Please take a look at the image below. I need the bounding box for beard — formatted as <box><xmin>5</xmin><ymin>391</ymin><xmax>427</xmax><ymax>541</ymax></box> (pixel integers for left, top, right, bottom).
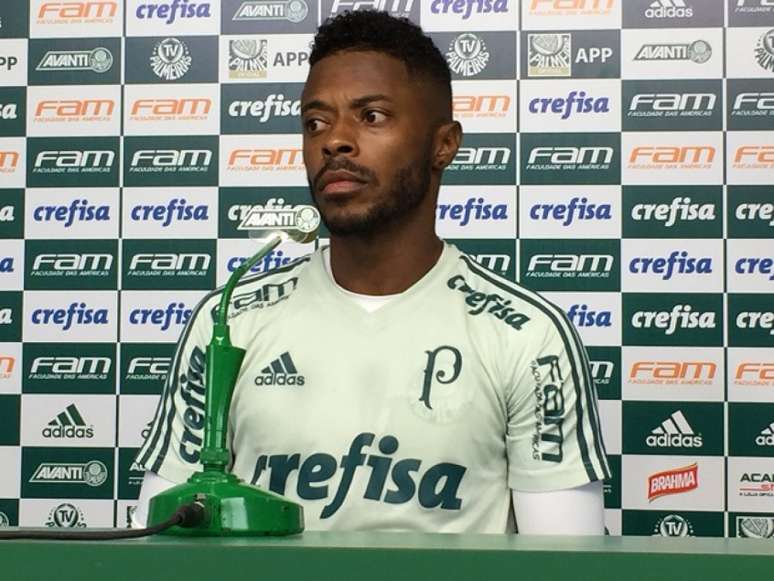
<box><xmin>308</xmin><ymin>154</ymin><xmax>432</xmax><ymax>237</ymax></box>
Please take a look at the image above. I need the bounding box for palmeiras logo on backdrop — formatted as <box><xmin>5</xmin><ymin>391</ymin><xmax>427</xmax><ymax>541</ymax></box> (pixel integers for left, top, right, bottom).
<box><xmin>522</xmin><ymin>29</ymin><xmax>620</xmax><ymax>79</ymax></box>
<box><xmin>228</xmin><ymin>38</ymin><xmax>267</xmax><ymax>79</ymax></box>
<box><xmin>755</xmin><ymin>29</ymin><xmax>774</xmax><ymax>72</ymax></box>
<box><xmin>126</xmin><ymin>36</ymin><xmax>217</xmax><ymax>84</ymax></box>
<box><xmin>429</xmin><ymin>31</ymin><xmax>516</xmax><ymax>80</ymax></box>
<box><xmin>28</xmin><ymin>38</ymin><xmax>120</xmax><ymax>85</ymax></box>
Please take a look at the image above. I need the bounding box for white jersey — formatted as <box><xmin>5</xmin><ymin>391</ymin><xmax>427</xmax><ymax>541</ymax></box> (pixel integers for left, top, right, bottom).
<box><xmin>136</xmin><ymin>243</ymin><xmax>609</xmax><ymax>533</ymax></box>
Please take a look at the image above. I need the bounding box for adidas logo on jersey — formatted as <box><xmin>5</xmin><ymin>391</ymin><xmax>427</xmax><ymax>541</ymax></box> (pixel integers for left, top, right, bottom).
<box><xmin>254</xmin><ymin>352</ymin><xmax>305</xmax><ymax>386</ymax></box>
<box><xmin>42</xmin><ymin>403</ymin><xmax>94</xmax><ymax>439</ymax></box>
<box><xmin>756</xmin><ymin>423</ymin><xmax>774</xmax><ymax>446</ymax></box>
<box><xmin>646</xmin><ymin>410</ymin><xmax>702</xmax><ymax>448</ymax></box>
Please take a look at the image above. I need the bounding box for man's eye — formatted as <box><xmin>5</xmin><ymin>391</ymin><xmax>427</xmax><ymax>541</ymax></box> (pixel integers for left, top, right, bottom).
<box><xmin>363</xmin><ymin>110</ymin><xmax>387</xmax><ymax>124</ymax></box>
<box><xmin>305</xmin><ymin>118</ymin><xmax>326</xmax><ymax>133</ymax></box>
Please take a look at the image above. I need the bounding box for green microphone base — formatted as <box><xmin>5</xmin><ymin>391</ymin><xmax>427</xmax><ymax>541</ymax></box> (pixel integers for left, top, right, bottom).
<box><xmin>147</xmin><ymin>470</ymin><xmax>304</xmax><ymax>537</ymax></box>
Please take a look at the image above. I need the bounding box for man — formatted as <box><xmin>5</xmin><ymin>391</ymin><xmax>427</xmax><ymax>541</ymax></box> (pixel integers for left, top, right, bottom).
<box><xmin>134</xmin><ymin>10</ymin><xmax>609</xmax><ymax>534</ymax></box>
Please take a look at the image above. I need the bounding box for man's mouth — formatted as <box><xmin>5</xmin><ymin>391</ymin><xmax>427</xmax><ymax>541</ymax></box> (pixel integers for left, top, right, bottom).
<box><xmin>317</xmin><ymin>170</ymin><xmax>368</xmax><ymax>196</ymax></box>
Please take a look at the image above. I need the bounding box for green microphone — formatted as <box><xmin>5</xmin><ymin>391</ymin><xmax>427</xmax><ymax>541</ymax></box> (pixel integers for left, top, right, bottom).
<box><xmin>146</xmin><ymin>204</ymin><xmax>321</xmax><ymax>536</ymax></box>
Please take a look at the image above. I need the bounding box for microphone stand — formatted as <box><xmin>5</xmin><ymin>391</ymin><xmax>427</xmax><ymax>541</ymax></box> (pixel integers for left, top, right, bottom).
<box><xmin>146</xmin><ymin>233</ymin><xmax>304</xmax><ymax>536</ymax></box>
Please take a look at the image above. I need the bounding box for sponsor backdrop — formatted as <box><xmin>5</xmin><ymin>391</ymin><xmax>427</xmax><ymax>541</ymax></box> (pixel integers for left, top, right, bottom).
<box><xmin>0</xmin><ymin>0</ymin><xmax>771</xmax><ymax>539</ymax></box>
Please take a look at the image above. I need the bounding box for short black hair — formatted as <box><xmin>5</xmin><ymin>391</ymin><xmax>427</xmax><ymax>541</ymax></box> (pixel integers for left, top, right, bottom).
<box><xmin>309</xmin><ymin>10</ymin><xmax>452</xmax><ymax>117</ymax></box>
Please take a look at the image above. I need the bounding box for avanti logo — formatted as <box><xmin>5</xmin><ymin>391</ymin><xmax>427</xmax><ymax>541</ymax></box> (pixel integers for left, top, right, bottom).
<box><xmin>128</xmin><ymin>302</ymin><xmax>192</xmax><ymax>331</ymax></box>
<box><xmin>528</xmin><ymin>91</ymin><xmax>610</xmax><ymax>120</ymax></box>
<box><xmin>31</xmin><ymin>461</ymin><xmax>108</xmax><ymax>487</ymax></box>
<box><xmin>436</xmin><ymin>197</ymin><xmax>508</xmax><ymax>227</ymax></box>
<box><xmin>31</xmin><ymin>302</ymin><xmax>110</xmax><ymax>330</ymax></box>
<box><xmin>232</xmin><ymin>1</ymin><xmax>309</xmax><ymax>22</ymax></box>
<box><xmin>629</xmin><ymin>250</ymin><xmax>713</xmax><ymax>280</ymax></box>
<box><xmin>32</xmin><ymin>200</ymin><xmax>111</xmax><ymax>228</ymax></box>
<box><xmin>130</xmin><ymin>198</ymin><xmax>209</xmax><ymax>227</ymax></box>
<box><xmin>36</xmin><ymin>47</ymin><xmax>114</xmax><ymax>73</ymax></box>
<box><xmin>250</xmin><ymin>432</ymin><xmax>466</xmax><ymax>519</ymax></box>
<box><xmin>567</xmin><ymin>304</ymin><xmax>612</xmax><ymax>328</ymax></box>
<box><xmin>646</xmin><ymin>410</ymin><xmax>702</xmax><ymax>448</ymax></box>
<box><xmin>42</xmin><ymin>403</ymin><xmax>94</xmax><ymax>439</ymax></box>
<box><xmin>529</xmin><ymin>197</ymin><xmax>612</xmax><ymax>226</ymax></box>
<box><xmin>135</xmin><ymin>1</ymin><xmax>212</xmax><ymax>24</ymax></box>
<box><xmin>634</xmin><ymin>40</ymin><xmax>712</xmax><ymax>63</ymax></box>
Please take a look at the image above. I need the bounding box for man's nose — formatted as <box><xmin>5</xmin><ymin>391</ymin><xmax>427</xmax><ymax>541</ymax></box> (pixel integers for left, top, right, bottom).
<box><xmin>322</xmin><ymin>120</ymin><xmax>358</xmax><ymax>157</ymax></box>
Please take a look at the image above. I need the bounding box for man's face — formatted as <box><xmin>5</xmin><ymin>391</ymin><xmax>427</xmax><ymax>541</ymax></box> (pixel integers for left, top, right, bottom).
<box><xmin>301</xmin><ymin>50</ymin><xmax>434</xmax><ymax>236</ymax></box>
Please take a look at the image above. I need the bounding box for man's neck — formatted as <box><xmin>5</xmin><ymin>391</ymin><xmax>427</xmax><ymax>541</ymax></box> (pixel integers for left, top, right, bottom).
<box><xmin>328</xmin><ymin>225</ymin><xmax>443</xmax><ymax>296</ymax></box>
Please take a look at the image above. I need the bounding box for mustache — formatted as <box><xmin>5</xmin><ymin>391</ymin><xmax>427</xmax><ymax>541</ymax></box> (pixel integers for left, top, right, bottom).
<box><xmin>312</xmin><ymin>158</ymin><xmax>377</xmax><ymax>192</ymax></box>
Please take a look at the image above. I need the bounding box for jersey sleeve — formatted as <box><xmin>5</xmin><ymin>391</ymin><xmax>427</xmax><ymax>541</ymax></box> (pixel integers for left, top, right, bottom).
<box><xmin>133</xmin><ymin>293</ymin><xmax>218</xmax><ymax>483</ymax></box>
<box><xmin>504</xmin><ymin>308</ymin><xmax>610</xmax><ymax>492</ymax></box>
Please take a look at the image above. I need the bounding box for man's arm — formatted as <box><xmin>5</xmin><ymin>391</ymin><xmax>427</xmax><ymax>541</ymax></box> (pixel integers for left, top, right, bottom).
<box><xmin>130</xmin><ymin>471</ymin><xmax>177</xmax><ymax>529</ymax></box>
<box><xmin>511</xmin><ymin>481</ymin><xmax>605</xmax><ymax>535</ymax></box>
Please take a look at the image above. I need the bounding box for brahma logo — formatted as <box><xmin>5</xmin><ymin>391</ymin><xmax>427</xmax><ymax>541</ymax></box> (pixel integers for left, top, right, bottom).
<box><xmin>735</xmin><ymin>362</ymin><xmax>774</xmax><ymax>387</ymax></box>
<box><xmin>632</xmin><ymin>305</ymin><xmax>716</xmax><ymax>336</ymax></box>
<box><xmin>135</xmin><ymin>1</ymin><xmax>212</xmax><ymax>24</ymax></box>
<box><xmin>527</xmin><ymin>0</ymin><xmax>613</xmax><ymax>15</ymax></box>
<box><xmin>227</xmin><ymin>147</ymin><xmax>303</xmax><ymax>172</ymax></box>
<box><xmin>128</xmin><ymin>302</ymin><xmax>192</xmax><ymax>331</ymax></box>
<box><xmin>629</xmin><ymin>250</ymin><xmax>713</xmax><ymax>280</ymax></box>
<box><xmin>129</xmin><ymin>198</ymin><xmax>209</xmax><ymax>227</ymax></box>
<box><xmin>629</xmin><ymin>361</ymin><xmax>716</xmax><ymax>385</ymax></box>
<box><xmin>232</xmin><ymin>1</ymin><xmax>309</xmax><ymax>22</ymax></box>
<box><xmin>34</xmin><ymin>99</ymin><xmax>115</xmax><ymax>124</ymax></box>
<box><xmin>30</xmin><ymin>302</ymin><xmax>110</xmax><ymax>331</ymax></box>
<box><xmin>628</xmin><ymin>145</ymin><xmax>714</xmax><ymax>170</ymax></box>
<box><xmin>648</xmin><ymin>463</ymin><xmax>698</xmax><ymax>501</ymax></box>
<box><xmin>733</xmin><ymin>145</ymin><xmax>774</xmax><ymax>170</ymax></box>
<box><xmin>36</xmin><ymin>1</ymin><xmax>118</xmax><ymax>24</ymax></box>
<box><xmin>32</xmin><ymin>200</ymin><xmax>111</xmax><ymax>228</ymax></box>
<box><xmin>528</xmin><ymin>91</ymin><xmax>610</xmax><ymax>120</ymax></box>
<box><xmin>567</xmin><ymin>304</ymin><xmax>612</xmax><ymax>328</ymax></box>
<box><xmin>130</xmin><ymin>98</ymin><xmax>212</xmax><ymax>122</ymax></box>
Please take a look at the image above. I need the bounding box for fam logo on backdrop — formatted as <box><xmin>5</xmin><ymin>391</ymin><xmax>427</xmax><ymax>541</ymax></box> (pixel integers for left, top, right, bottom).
<box><xmin>27</xmin><ymin>85</ymin><xmax>121</xmax><ymax>137</ymax></box>
<box><xmin>31</xmin><ymin>0</ymin><xmax>123</xmax><ymax>37</ymax></box>
<box><xmin>728</xmin><ymin>80</ymin><xmax>774</xmax><ymax>131</ymax></box>
<box><xmin>728</xmin><ymin>132</ymin><xmax>774</xmax><ymax>185</ymax></box>
<box><xmin>23</xmin><ymin>343</ymin><xmax>115</xmax><ymax>395</ymax></box>
<box><xmin>622</xmin><ymin>133</ymin><xmax>722</xmax><ymax>185</ymax></box>
<box><xmin>220</xmin><ymin>134</ymin><xmax>306</xmax><ymax>187</ymax></box>
<box><xmin>120</xmin><ymin>343</ymin><xmax>174</xmax><ymax>395</ymax></box>
<box><xmin>521</xmin><ymin>132</ymin><xmax>621</xmax><ymax>185</ymax></box>
<box><xmin>622</xmin><ymin>79</ymin><xmax>722</xmax><ymax>132</ymax></box>
<box><xmin>522</xmin><ymin>29</ymin><xmax>620</xmax><ymax>78</ymax></box>
<box><xmin>452</xmin><ymin>80</ymin><xmax>517</xmax><ymax>132</ymax></box>
<box><xmin>26</xmin><ymin>136</ymin><xmax>119</xmax><ymax>188</ymax></box>
<box><xmin>0</xmin><ymin>138</ymin><xmax>24</xmax><ymax>188</ymax></box>
<box><xmin>25</xmin><ymin>239</ymin><xmax>118</xmax><ymax>291</ymax></box>
<box><xmin>125</xmin><ymin>36</ymin><xmax>217</xmax><ymax>83</ymax></box>
<box><xmin>122</xmin><ymin>239</ymin><xmax>215</xmax><ymax>290</ymax></box>
<box><xmin>124</xmin><ymin>135</ymin><xmax>218</xmax><ymax>187</ymax></box>
<box><xmin>519</xmin><ymin>238</ymin><xmax>620</xmax><ymax>292</ymax></box>
<box><xmin>125</xmin><ymin>84</ymin><xmax>218</xmax><ymax>135</ymax></box>
<box><xmin>521</xmin><ymin>0</ymin><xmax>620</xmax><ymax>30</ymax></box>
<box><xmin>443</xmin><ymin>133</ymin><xmax>516</xmax><ymax>185</ymax></box>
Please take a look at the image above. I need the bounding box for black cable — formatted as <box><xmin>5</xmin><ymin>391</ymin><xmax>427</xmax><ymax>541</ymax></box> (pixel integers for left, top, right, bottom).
<box><xmin>0</xmin><ymin>501</ymin><xmax>207</xmax><ymax>540</ymax></box>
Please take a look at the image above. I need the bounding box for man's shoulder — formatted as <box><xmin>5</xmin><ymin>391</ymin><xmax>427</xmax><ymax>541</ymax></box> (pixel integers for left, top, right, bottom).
<box><xmin>446</xmin><ymin>244</ymin><xmax>571</xmax><ymax>340</ymax></box>
<box><xmin>191</xmin><ymin>250</ymin><xmax>318</xmax><ymax>327</ymax></box>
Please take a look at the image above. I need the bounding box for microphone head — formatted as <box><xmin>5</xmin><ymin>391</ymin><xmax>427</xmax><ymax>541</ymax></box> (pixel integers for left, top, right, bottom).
<box><xmin>240</xmin><ymin>204</ymin><xmax>321</xmax><ymax>244</ymax></box>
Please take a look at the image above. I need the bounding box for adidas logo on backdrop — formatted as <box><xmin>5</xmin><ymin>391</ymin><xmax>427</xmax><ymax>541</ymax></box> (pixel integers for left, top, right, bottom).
<box><xmin>646</xmin><ymin>0</ymin><xmax>693</xmax><ymax>19</ymax></box>
<box><xmin>254</xmin><ymin>352</ymin><xmax>305</xmax><ymax>386</ymax></box>
<box><xmin>756</xmin><ymin>423</ymin><xmax>774</xmax><ymax>447</ymax></box>
<box><xmin>42</xmin><ymin>403</ymin><xmax>94</xmax><ymax>439</ymax></box>
<box><xmin>646</xmin><ymin>410</ymin><xmax>702</xmax><ymax>448</ymax></box>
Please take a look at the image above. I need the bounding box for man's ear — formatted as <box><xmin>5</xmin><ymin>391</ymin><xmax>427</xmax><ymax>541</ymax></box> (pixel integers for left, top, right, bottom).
<box><xmin>432</xmin><ymin>121</ymin><xmax>463</xmax><ymax>170</ymax></box>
